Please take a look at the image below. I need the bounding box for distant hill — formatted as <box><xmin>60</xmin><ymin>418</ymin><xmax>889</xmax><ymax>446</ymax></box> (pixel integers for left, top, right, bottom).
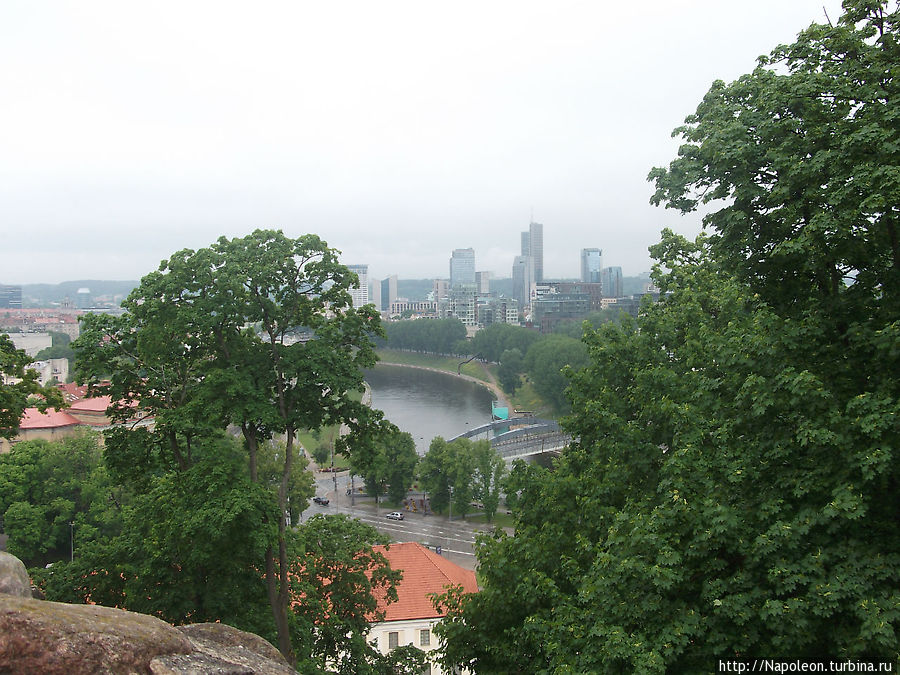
<box><xmin>20</xmin><ymin>281</ymin><xmax>139</xmax><ymax>308</ymax></box>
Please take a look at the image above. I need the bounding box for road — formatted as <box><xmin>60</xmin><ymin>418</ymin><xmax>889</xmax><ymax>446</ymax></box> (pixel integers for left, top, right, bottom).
<box><xmin>299</xmin><ymin>470</ymin><xmax>504</xmax><ymax>571</ymax></box>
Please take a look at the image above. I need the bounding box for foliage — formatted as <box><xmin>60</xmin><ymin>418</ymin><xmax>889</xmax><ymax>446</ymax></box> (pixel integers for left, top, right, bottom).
<box><xmin>311</xmin><ymin>440</ymin><xmax>331</xmax><ymax>467</ymax></box>
<box><xmin>381</xmin><ymin>317</ymin><xmax>467</xmax><ymax>356</ymax></box>
<box><xmin>497</xmin><ymin>348</ymin><xmax>524</xmax><ymax>395</ymax></box>
<box><xmin>73</xmin><ymin>229</ymin><xmax>386</xmax><ymax>662</ymax></box>
<box><xmin>0</xmin><ymin>432</ymin><xmax>122</xmax><ymax>565</ymax></box>
<box><xmin>0</xmin><ymin>332</ymin><xmax>65</xmax><ymax>439</ymax></box>
<box><xmin>287</xmin><ymin>514</ymin><xmax>428</xmax><ymax>675</ymax></box>
<box><xmin>35</xmin><ymin>437</ymin><xmax>277</xmax><ymax>638</ymax></box>
<box><xmin>435</xmin><ymin>3</ymin><xmax>900</xmax><ymax>669</ymax></box>
<box><xmin>522</xmin><ymin>334</ymin><xmax>589</xmax><ymax>413</ymax></box>
<box><xmin>351</xmin><ymin>424</ymin><xmax>419</xmax><ymax>505</ymax></box>
<box><xmin>469</xmin><ymin>323</ymin><xmax>542</xmax><ymax>363</ymax></box>
<box><xmin>256</xmin><ymin>440</ymin><xmax>315</xmax><ymax>527</ymax></box>
<box><xmin>34</xmin><ymin>331</ymin><xmax>75</xmax><ymax>366</ymax></box>
<box><xmin>471</xmin><ymin>440</ymin><xmax>505</xmax><ymax>522</ymax></box>
<box><xmin>419</xmin><ymin>437</ymin><xmax>503</xmax><ymax>519</ymax></box>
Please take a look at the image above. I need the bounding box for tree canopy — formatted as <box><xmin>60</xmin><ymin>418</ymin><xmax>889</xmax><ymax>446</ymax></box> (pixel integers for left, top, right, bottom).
<box><xmin>435</xmin><ymin>3</ymin><xmax>900</xmax><ymax>671</ymax></box>
<box><xmin>72</xmin><ymin>229</ymin><xmax>387</xmax><ymax>663</ymax></box>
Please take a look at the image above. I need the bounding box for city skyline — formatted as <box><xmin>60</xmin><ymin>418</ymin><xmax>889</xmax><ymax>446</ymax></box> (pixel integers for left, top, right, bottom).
<box><xmin>1</xmin><ymin>2</ymin><xmax>843</xmax><ymax>285</ymax></box>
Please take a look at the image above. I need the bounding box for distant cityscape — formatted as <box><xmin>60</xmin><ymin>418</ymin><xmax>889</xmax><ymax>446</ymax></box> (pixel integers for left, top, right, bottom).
<box><xmin>1</xmin><ymin>220</ymin><xmax>661</xmax><ymax>384</ymax></box>
<box><xmin>344</xmin><ymin>221</ymin><xmax>659</xmax><ymax>333</ymax></box>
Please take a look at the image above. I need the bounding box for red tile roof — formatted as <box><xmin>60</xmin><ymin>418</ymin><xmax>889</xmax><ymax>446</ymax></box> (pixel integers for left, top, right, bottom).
<box><xmin>68</xmin><ymin>395</ymin><xmax>112</xmax><ymax>413</ymax></box>
<box><xmin>18</xmin><ymin>407</ymin><xmax>82</xmax><ymax>429</ymax></box>
<box><xmin>56</xmin><ymin>382</ymin><xmax>88</xmax><ymax>403</ymax></box>
<box><xmin>372</xmin><ymin>542</ymin><xmax>478</xmax><ymax>622</ymax></box>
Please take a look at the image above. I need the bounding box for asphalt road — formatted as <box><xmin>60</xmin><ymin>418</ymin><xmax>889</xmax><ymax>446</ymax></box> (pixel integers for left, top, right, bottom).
<box><xmin>299</xmin><ymin>471</ymin><xmax>504</xmax><ymax>571</ymax></box>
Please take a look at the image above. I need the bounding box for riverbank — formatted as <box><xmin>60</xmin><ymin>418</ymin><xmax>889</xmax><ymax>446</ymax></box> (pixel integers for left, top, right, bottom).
<box><xmin>375</xmin><ymin>348</ymin><xmax>552</xmax><ymax>418</ymax></box>
<box><xmin>375</xmin><ymin>348</ymin><xmax>510</xmax><ymax>411</ymax></box>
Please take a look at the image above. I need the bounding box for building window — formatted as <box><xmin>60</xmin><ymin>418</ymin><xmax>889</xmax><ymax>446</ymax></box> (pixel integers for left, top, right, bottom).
<box><xmin>388</xmin><ymin>631</ymin><xmax>399</xmax><ymax>649</ymax></box>
<box><xmin>419</xmin><ymin>628</ymin><xmax>431</xmax><ymax>647</ymax></box>
<box><xmin>420</xmin><ymin>664</ymin><xmax>432</xmax><ymax>675</ymax></box>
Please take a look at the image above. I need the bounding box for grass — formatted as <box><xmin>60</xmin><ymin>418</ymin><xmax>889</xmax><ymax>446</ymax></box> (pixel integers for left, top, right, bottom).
<box><xmin>297</xmin><ymin>425</ymin><xmax>351</xmax><ymax>471</ymax></box>
<box><xmin>376</xmin><ymin>348</ymin><xmax>492</xmax><ymax>383</ymax></box>
<box><xmin>508</xmin><ymin>380</ymin><xmax>554</xmax><ymax>418</ymax></box>
<box><xmin>467</xmin><ymin>511</ymin><xmax>515</xmax><ymax>529</ymax></box>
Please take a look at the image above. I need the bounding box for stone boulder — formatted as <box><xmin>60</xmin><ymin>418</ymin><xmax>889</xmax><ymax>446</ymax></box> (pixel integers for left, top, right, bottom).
<box><xmin>0</xmin><ymin>594</ymin><xmax>195</xmax><ymax>674</ymax></box>
<box><xmin>0</xmin><ymin>549</ymin><xmax>297</xmax><ymax>674</ymax></box>
<box><xmin>154</xmin><ymin>623</ymin><xmax>295</xmax><ymax>675</ymax></box>
<box><xmin>0</xmin><ymin>595</ymin><xmax>298</xmax><ymax>674</ymax></box>
<box><xmin>0</xmin><ymin>551</ymin><xmax>31</xmax><ymax>598</ymax></box>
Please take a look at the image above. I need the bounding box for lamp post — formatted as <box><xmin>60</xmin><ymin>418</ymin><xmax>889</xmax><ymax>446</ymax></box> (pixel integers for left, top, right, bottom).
<box><xmin>449</xmin><ymin>486</ymin><xmax>454</xmax><ymax>522</ymax></box>
<box><xmin>69</xmin><ymin>521</ymin><xmax>74</xmax><ymax>562</ymax></box>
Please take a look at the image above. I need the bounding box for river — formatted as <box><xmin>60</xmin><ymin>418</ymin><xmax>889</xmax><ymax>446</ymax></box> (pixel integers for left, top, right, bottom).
<box><xmin>364</xmin><ymin>364</ymin><xmax>495</xmax><ymax>455</ymax></box>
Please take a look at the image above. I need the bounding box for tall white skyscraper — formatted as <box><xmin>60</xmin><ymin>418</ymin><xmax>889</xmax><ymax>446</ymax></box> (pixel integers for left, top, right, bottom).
<box><xmin>521</xmin><ymin>222</ymin><xmax>544</xmax><ymax>283</ymax></box>
<box><xmin>581</xmin><ymin>248</ymin><xmax>603</xmax><ymax>283</ymax></box>
<box><xmin>347</xmin><ymin>264</ymin><xmax>369</xmax><ymax>308</ymax></box>
<box><xmin>450</xmin><ymin>248</ymin><xmax>476</xmax><ymax>287</ymax></box>
<box><xmin>512</xmin><ymin>255</ymin><xmax>534</xmax><ymax>307</ymax></box>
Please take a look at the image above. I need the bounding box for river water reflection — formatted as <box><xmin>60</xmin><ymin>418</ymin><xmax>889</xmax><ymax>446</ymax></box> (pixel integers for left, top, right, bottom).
<box><xmin>364</xmin><ymin>365</ymin><xmax>495</xmax><ymax>456</ymax></box>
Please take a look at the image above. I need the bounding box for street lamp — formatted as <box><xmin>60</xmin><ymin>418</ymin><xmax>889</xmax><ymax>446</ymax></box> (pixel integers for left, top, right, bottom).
<box><xmin>449</xmin><ymin>486</ymin><xmax>454</xmax><ymax>522</ymax></box>
<box><xmin>69</xmin><ymin>522</ymin><xmax>74</xmax><ymax>562</ymax></box>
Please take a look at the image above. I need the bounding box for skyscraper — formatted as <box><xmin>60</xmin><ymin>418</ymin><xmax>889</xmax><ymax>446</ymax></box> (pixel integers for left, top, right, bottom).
<box><xmin>380</xmin><ymin>275</ymin><xmax>398</xmax><ymax>311</ymax></box>
<box><xmin>601</xmin><ymin>266</ymin><xmax>623</xmax><ymax>298</ymax></box>
<box><xmin>449</xmin><ymin>248</ymin><xmax>476</xmax><ymax>288</ymax></box>
<box><xmin>475</xmin><ymin>271</ymin><xmax>492</xmax><ymax>294</ymax></box>
<box><xmin>521</xmin><ymin>222</ymin><xmax>544</xmax><ymax>283</ymax></box>
<box><xmin>581</xmin><ymin>248</ymin><xmax>603</xmax><ymax>283</ymax></box>
<box><xmin>347</xmin><ymin>264</ymin><xmax>369</xmax><ymax>308</ymax></box>
<box><xmin>512</xmin><ymin>255</ymin><xmax>534</xmax><ymax>307</ymax></box>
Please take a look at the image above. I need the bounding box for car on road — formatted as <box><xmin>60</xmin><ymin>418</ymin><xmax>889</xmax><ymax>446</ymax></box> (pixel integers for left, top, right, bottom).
<box><xmin>312</xmin><ymin>496</ymin><xmax>329</xmax><ymax>506</ymax></box>
<box><xmin>386</xmin><ymin>511</ymin><xmax>404</xmax><ymax>521</ymax></box>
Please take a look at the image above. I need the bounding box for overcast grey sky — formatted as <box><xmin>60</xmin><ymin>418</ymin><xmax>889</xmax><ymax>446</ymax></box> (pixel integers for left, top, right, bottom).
<box><xmin>1</xmin><ymin>1</ymin><xmax>844</xmax><ymax>284</ymax></box>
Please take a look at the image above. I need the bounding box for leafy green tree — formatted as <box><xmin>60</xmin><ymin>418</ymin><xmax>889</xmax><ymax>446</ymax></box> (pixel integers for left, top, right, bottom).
<box><xmin>311</xmin><ymin>440</ymin><xmax>331</xmax><ymax>467</ymax></box>
<box><xmin>382</xmin><ymin>317</ymin><xmax>467</xmax><ymax>355</ymax></box>
<box><xmin>74</xmin><ymin>229</ymin><xmax>385</xmax><ymax>661</ymax></box>
<box><xmin>471</xmin><ymin>440</ymin><xmax>505</xmax><ymax>522</ymax></box>
<box><xmin>351</xmin><ymin>424</ymin><xmax>419</xmax><ymax>505</ymax></box>
<box><xmin>419</xmin><ymin>437</ymin><xmax>482</xmax><ymax>519</ymax></box>
<box><xmin>523</xmin><ymin>334</ymin><xmax>589</xmax><ymax>412</ymax></box>
<box><xmin>0</xmin><ymin>432</ymin><xmax>122</xmax><ymax>566</ymax></box>
<box><xmin>35</xmin><ymin>437</ymin><xmax>275</xmax><ymax>635</ymax></box>
<box><xmin>287</xmin><ymin>514</ymin><xmax>428</xmax><ymax>674</ymax></box>
<box><xmin>469</xmin><ymin>323</ymin><xmax>541</xmax><ymax>363</ymax></box>
<box><xmin>497</xmin><ymin>348</ymin><xmax>524</xmax><ymax>394</ymax></box>
<box><xmin>0</xmin><ymin>333</ymin><xmax>65</xmax><ymax>439</ymax></box>
<box><xmin>435</xmin><ymin>3</ymin><xmax>900</xmax><ymax>669</ymax></box>
<box><xmin>257</xmin><ymin>440</ymin><xmax>315</xmax><ymax>527</ymax></box>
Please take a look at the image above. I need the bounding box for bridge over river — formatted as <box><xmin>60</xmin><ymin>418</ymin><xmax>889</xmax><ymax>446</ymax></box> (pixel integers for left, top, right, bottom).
<box><xmin>448</xmin><ymin>418</ymin><xmax>573</xmax><ymax>462</ymax></box>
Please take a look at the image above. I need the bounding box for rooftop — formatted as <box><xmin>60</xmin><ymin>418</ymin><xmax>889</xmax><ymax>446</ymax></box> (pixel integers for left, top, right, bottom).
<box><xmin>372</xmin><ymin>542</ymin><xmax>478</xmax><ymax>622</ymax></box>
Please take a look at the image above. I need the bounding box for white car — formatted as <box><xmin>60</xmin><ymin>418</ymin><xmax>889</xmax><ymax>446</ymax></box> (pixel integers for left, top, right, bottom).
<box><xmin>386</xmin><ymin>511</ymin><xmax>404</xmax><ymax>521</ymax></box>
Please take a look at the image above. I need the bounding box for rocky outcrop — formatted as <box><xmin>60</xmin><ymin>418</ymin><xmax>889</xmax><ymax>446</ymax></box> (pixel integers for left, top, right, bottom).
<box><xmin>0</xmin><ymin>551</ymin><xmax>31</xmax><ymax>598</ymax></box>
<box><xmin>0</xmin><ymin>553</ymin><xmax>296</xmax><ymax>674</ymax></box>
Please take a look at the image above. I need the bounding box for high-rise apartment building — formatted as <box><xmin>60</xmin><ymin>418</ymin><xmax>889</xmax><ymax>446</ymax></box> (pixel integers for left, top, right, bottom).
<box><xmin>581</xmin><ymin>248</ymin><xmax>603</xmax><ymax>284</ymax></box>
<box><xmin>449</xmin><ymin>248</ymin><xmax>476</xmax><ymax>288</ymax></box>
<box><xmin>347</xmin><ymin>264</ymin><xmax>369</xmax><ymax>308</ymax></box>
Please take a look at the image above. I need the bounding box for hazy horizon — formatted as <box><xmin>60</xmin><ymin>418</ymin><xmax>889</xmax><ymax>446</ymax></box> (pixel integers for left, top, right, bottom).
<box><xmin>2</xmin><ymin>1</ymin><xmax>843</xmax><ymax>285</ymax></box>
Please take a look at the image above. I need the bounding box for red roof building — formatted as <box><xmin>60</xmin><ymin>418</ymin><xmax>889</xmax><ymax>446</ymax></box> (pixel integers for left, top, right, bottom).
<box><xmin>370</xmin><ymin>542</ymin><xmax>477</xmax><ymax>674</ymax></box>
<box><xmin>0</xmin><ymin>407</ymin><xmax>83</xmax><ymax>453</ymax></box>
